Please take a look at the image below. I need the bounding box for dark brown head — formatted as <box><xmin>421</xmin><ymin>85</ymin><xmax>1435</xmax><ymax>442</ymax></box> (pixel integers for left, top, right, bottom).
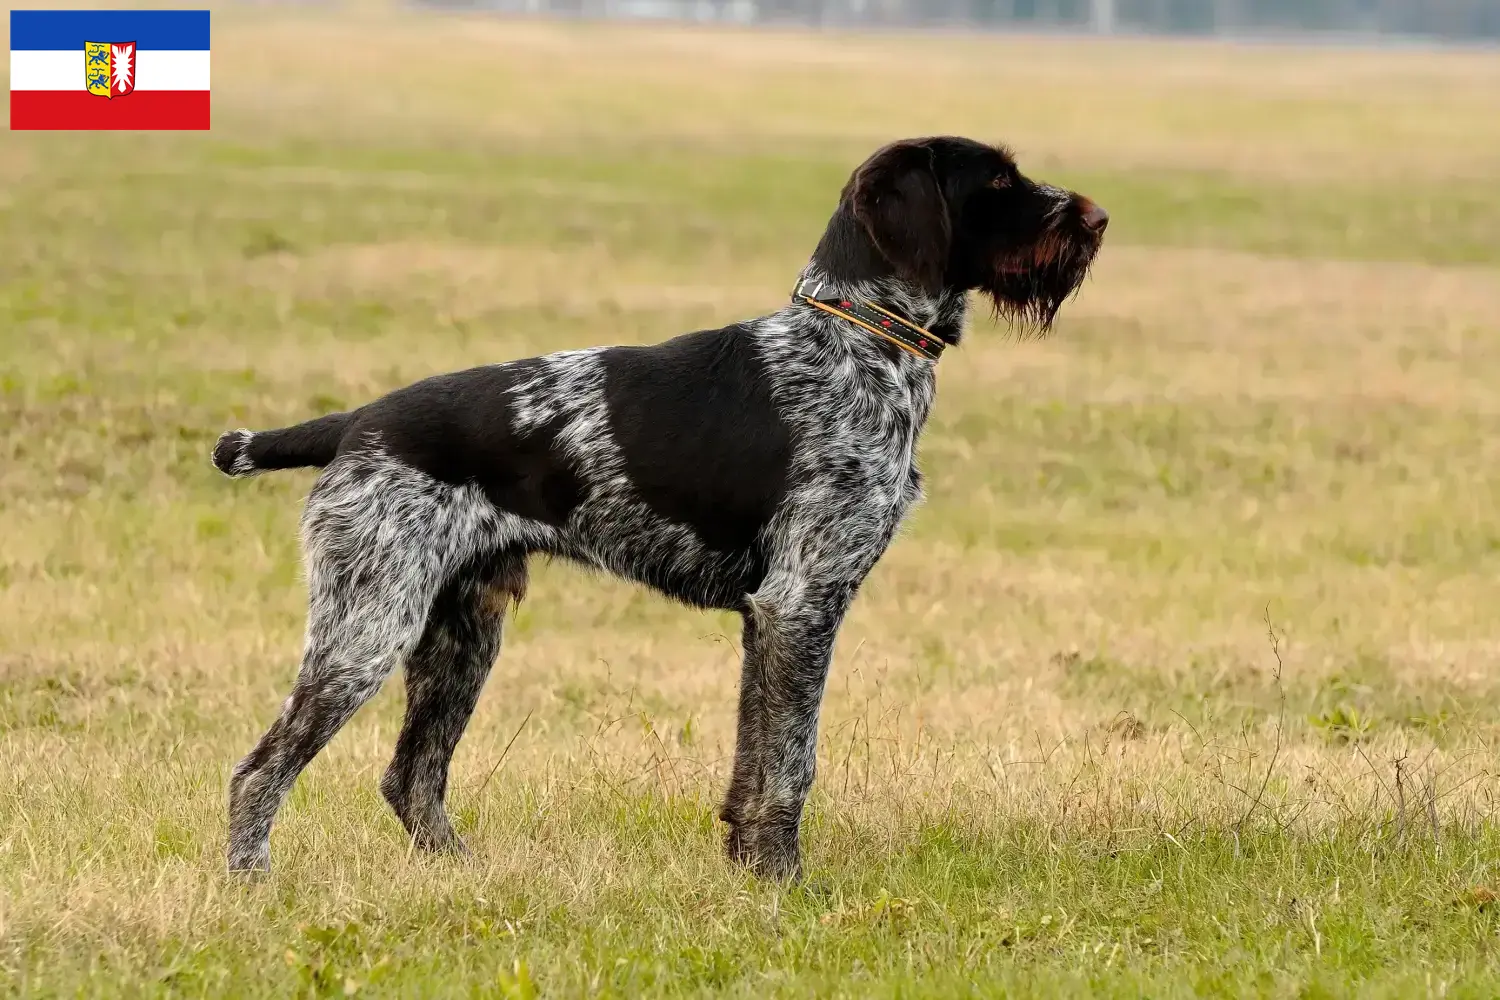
<box><xmin>811</xmin><ymin>136</ymin><xmax>1107</xmax><ymax>334</ymax></box>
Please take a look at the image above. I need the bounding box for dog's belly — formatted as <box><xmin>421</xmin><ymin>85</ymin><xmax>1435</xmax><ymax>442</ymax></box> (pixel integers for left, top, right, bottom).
<box><xmin>546</xmin><ymin>497</ymin><xmax>769</xmax><ymax>612</ymax></box>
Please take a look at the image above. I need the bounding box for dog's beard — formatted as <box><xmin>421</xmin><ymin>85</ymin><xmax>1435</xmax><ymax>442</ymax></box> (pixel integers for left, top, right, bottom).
<box><xmin>981</xmin><ymin>230</ymin><xmax>1100</xmax><ymax>338</ymax></box>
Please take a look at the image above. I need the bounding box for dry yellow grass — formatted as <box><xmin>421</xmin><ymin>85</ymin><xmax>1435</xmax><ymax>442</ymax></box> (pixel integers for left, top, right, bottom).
<box><xmin>3</xmin><ymin>6</ymin><xmax>1500</xmax><ymax>996</ymax></box>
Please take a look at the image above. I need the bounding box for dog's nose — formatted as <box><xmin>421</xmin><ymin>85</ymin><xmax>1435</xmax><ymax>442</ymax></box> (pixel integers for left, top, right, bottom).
<box><xmin>1079</xmin><ymin>199</ymin><xmax>1109</xmax><ymax>233</ymax></box>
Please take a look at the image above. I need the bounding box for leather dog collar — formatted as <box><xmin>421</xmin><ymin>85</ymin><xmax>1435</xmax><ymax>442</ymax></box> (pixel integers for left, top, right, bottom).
<box><xmin>791</xmin><ymin>276</ymin><xmax>950</xmax><ymax>362</ymax></box>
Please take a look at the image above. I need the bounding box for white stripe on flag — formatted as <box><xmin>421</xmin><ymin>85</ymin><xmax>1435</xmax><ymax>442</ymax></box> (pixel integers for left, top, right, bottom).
<box><xmin>9</xmin><ymin>50</ymin><xmax>211</xmax><ymax>91</ymax></box>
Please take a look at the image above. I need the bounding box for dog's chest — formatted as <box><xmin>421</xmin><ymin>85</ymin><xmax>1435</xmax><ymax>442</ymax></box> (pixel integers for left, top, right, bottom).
<box><xmin>790</xmin><ymin>368</ymin><xmax>929</xmax><ymax>518</ymax></box>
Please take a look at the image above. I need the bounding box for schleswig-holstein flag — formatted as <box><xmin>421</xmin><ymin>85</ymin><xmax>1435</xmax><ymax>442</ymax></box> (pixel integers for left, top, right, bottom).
<box><xmin>10</xmin><ymin>10</ymin><xmax>210</xmax><ymax>130</ymax></box>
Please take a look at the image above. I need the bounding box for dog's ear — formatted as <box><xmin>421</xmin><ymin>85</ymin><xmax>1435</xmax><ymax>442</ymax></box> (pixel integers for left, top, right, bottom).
<box><xmin>850</xmin><ymin>141</ymin><xmax>951</xmax><ymax>295</ymax></box>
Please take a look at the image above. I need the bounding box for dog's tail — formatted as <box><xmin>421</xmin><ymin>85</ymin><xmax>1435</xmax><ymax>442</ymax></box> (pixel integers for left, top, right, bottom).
<box><xmin>211</xmin><ymin>412</ymin><xmax>353</xmax><ymax>478</ymax></box>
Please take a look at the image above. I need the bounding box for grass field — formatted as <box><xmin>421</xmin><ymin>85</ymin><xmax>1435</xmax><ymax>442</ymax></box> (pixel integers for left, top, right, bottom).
<box><xmin>4</xmin><ymin>6</ymin><xmax>1500</xmax><ymax>996</ymax></box>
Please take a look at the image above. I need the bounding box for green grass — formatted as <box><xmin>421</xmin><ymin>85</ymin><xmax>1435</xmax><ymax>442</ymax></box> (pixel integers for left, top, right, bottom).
<box><xmin>4</xmin><ymin>8</ymin><xmax>1500</xmax><ymax>997</ymax></box>
<box><xmin>18</xmin><ymin>820</ymin><xmax>1500</xmax><ymax>997</ymax></box>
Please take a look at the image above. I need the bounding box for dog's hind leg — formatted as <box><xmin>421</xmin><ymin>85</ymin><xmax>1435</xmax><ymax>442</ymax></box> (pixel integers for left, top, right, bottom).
<box><xmin>379</xmin><ymin>553</ymin><xmax>526</xmax><ymax>854</ymax></box>
<box><xmin>226</xmin><ymin>461</ymin><xmax>485</xmax><ymax>875</ymax></box>
<box><xmin>226</xmin><ymin>588</ymin><xmax>428</xmax><ymax>873</ymax></box>
<box><xmin>225</xmin><ymin>560</ymin><xmax>436</xmax><ymax>873</ymax></box>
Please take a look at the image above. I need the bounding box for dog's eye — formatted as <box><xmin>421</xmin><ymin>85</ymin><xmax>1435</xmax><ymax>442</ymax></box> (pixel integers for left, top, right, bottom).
<box><xmin>990</xmin><ymin>175</ymin><xmax>1012</xmax><ymax>190</ymax></box>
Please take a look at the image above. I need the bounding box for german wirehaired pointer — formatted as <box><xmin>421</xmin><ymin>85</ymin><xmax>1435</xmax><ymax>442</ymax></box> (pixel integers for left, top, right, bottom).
<box><xmin>211</xmin><ymin>136</ymin><xmax>1107</xmax><ymax>878</ymax></box>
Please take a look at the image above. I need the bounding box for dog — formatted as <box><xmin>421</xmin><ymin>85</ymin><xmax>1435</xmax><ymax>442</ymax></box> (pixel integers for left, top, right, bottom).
<box><xmin>211</xmin><ymin>136</ymin><xmax>1106</xmax><ymax>878</ymax></box>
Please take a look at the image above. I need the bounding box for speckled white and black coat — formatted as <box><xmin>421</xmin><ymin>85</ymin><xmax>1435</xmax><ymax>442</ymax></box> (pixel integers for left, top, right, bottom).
<box><xmin>211</xmin><ymin>136</ymin><xmax>1107</xmax><ymax>878</ymax></box>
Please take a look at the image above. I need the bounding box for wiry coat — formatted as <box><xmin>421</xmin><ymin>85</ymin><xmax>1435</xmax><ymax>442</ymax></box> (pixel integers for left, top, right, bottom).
<box><xmin>212</xmin><ymin>136</ymin><xmax>1107</xmax><ymax>878</ymax></box>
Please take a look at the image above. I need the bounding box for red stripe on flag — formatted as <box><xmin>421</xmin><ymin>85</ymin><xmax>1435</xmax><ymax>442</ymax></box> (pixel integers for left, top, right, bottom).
<box><xmin>11</xmin><ymin>90</ymin><xmax>210</xmax><ymax>130</ymax></box>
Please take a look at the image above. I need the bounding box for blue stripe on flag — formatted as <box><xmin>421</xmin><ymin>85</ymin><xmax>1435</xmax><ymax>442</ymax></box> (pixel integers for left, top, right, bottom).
<box><xmin>10</xmin><ymin>10</ymin><xmax>211</xmax><ymax>50</ymax></box>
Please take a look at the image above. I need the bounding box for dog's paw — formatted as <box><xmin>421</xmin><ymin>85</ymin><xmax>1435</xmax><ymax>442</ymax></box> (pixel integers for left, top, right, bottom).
<box><xmin>226</xmin><ymin>848</ymin><xmax>272</xmax><ymax>879</ymax></box>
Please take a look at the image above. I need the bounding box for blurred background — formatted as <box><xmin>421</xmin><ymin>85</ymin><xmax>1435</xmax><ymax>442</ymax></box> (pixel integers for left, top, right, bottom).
<box><xmin>4</xmin><ymin>1</ymin><xmax>1500</xmax><ymax>993</ymax></box>
<box><xmin>427</xmin><ymin>0</ymin><xmax>1500</xmax><ymax>41</ymax></box>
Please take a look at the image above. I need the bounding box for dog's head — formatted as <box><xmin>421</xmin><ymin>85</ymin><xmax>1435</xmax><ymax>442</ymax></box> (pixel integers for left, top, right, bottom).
<box><xmin>833</xmin><ymin>136</ymin><xmax>1107</xmax><ymax>334</ymax></box>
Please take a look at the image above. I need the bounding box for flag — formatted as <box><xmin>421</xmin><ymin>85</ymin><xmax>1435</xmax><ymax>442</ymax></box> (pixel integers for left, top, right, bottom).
<box><xmin>10</xmin><ymin>10</ymin><xmax>210</xmax><ymax>130</ymax></box>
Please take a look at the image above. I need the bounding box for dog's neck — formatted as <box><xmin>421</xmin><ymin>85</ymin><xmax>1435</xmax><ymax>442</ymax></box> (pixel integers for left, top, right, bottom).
<box><xmin>801</xmin><ymin>208</ymin><xmax>969</xmax><ymax>348</ymax></box>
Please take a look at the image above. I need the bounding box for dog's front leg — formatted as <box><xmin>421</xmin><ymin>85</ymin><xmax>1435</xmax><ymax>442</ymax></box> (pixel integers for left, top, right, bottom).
<box><xmin>723</xmin><ymin>577</ymin><xmax>857</xmax><ymax>880</ymax></box>
<box><xmin>721</xmin><ymin>610</ymin><xmax>769</xmax><ymax>865</ymax></box>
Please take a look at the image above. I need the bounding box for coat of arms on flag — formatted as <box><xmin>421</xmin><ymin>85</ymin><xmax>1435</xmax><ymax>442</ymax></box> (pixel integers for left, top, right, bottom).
<box><xmin>85</xmin><ymin>41</ymin><xmax>137</xmax><ymax>99</ymax></box>
<box><xmin>10</xmin><ymin>11</ymin><xmax>210</xmax><ymax>130</ymax></box>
